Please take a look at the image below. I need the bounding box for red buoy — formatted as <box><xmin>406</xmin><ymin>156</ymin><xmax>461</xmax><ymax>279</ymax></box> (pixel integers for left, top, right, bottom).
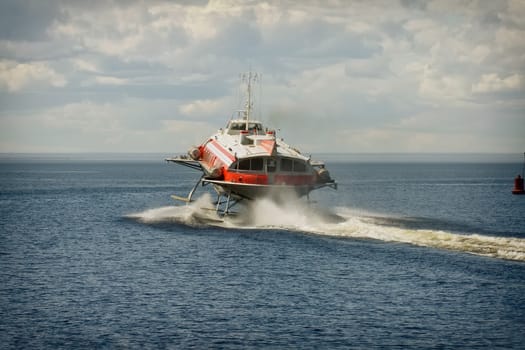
<box><xmin>512</xmin><ymin>175</ymin><xmax>525</xmax><ymax>195</ymax></box>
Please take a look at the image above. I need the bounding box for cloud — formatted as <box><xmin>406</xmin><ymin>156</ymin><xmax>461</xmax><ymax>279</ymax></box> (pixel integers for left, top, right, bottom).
<box><xmin>72</xmin><ymin>59</ymin><xmax>99</xmax><ymax>73</ymax></box>
<box><xmin>418</xmin><ymin>65</ymin><xmax>471</xmax><ymax>102</ymax></box>
<box><xmin>0</xmin><ymin>60</ymin><xmax>66</xmax><ymax>92</ymax></box>
<box><xmin>179</xmin><ymin>98</ymin><xmax>230</xmax><ymax>118</ymax></box>
<box><xmin>94</xmin><ymin>76</ymin><xmax>129</xmax><ymax>86</ymax></box>
<box><xmin>472</xmin><ymin>73</ymin><xmax>523</xmax><ymax>94</ymax></box>
<box><xmin>0</xmin><ymin>0</ymin><xmax>524</xmax><ymax>153</ymax></box>
<box><xmin>0</xmin><ymin>0</ymin><xmax>60</xmax><ymax>41</ymax></box>
<box><xmin>0</xmin><ymin>97</ymin><xmax>226</xmax><ymax>152</ymax></box>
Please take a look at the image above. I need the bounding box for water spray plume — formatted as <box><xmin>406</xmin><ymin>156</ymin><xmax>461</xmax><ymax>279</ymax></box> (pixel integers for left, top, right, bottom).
<box><xmin>128</xmin><ymin>194</ymin><xmax>525</xmax><ymax>262</ymax></box>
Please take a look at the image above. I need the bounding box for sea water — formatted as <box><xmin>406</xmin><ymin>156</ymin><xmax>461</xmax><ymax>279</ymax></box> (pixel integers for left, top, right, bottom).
<box><xmin>1</xmin><ymin>154</ymin><xmax>524</xmax><ymax>349</ymax></box>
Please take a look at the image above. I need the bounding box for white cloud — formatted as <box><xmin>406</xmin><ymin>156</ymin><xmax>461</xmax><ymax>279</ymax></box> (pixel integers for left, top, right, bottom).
<box><xmin>0</xmin><ymin>97</ymin><xmax>228</xmax><ymax>152</ymax></box>
<box><xmin>72</xmin><ymin>59</ymin><xmax>99</xmax><ymax>73</ymax></box>
<box><xmin>40</xmin><ymin>101</ymin><xmax>123</xmax><ymax>135</ymax></box>
<box><xmin>179</xmin><ymin>98</ymin><xmax>229</xmax><ymax>117</ymax></box>
<box><xmin>0</xmin><ymin>0</ymin><xmax>524</xmax><ymax>153</ymax></box>
<box><xmin>254</xmin><ymin>2</ymin><xmax>282</xmax><ymax>30</ymax></box>
<box><xmin>94</xmin><ymin>76</ymin><xmax>129</xmax><ymax>86</ymax></box>
<box><xmin>162</xmin><ymin>119</ymin><xmax>217</xmax><ymax>146</ymax></box>
<box><xmin>50</xmin><ymin>4</ymin><xmax>153</xmax><ymax>58</ymax></box>
<box><xmin>0</xmin><ymin>60</ymin><xmax>66</xmax><ymax>92</ymax></box>
<box><xmin>459</xmin><ymin>45</ymin><xmax>491</xmax><ymax>65</ymax></box>
<box><xmin>472</xmin><ymin>73</ymin><xmax>523</xmax><ymax>94</ymax></box>
<box><xmin>418</xmin><ymin>65</ymin><xmax>470</xmax><ymax>102</ymax></box>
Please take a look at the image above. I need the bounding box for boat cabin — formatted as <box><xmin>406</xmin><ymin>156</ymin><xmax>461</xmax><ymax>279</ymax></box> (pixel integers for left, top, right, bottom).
<box><xmin>224</xmin><ymin>156</ymin><xmax>316</xmax><ymax>186</ymax></box>
<box><xmin>226</xmin><ymin>120</ymin><xmax>264</xmax><ymax>135</ymax></box>
<box><xmin>230</xmin><ymin>156</ymin><xmax>309</xmax><ymax>173</ymax></box>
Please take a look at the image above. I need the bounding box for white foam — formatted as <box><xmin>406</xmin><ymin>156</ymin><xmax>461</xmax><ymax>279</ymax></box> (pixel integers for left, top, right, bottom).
<box><xmin>126</xmin><ymin>193</ymin><xmax>221</xmax><ymax>226</ymax></box>
<box><xmin>321</xmin><ymin>215</ymin><xmax>525</xmax><ymax>262</ymax></box>
<box><xmin>128</xmin><ymin>194</ymin><xmax>525</xmax><ymax>262</ymax></box>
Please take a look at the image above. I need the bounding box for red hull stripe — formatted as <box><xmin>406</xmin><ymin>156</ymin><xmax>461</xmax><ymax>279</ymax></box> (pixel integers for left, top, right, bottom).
<box><xmin>223</xmin><ymin>170</ymin><xmax>268</xmax><ymax>185</ymax></box>
<box><xmin>207</xmin><ymin>141</ymin><xmax>236</xmax><ymax>165</ymax></box>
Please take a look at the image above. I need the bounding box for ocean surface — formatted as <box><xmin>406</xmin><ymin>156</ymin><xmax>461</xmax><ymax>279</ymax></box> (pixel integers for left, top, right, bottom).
<box><xmin>1</xmin><ymin>153</ymin><xmax>524</xmax><ymax>349</ymax></box>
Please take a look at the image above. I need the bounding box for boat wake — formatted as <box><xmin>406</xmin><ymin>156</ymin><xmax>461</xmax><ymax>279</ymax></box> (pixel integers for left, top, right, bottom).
<box><xmin>127</xmin><ymin>194</ymin><xmax>525</xmax><ymax>262</ymax></box>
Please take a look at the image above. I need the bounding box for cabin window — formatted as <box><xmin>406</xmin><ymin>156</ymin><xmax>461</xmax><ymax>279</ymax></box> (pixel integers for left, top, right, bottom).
<box><xmin>293</xmin><ymin>160</ymin><xmax>306</xmax><ymax>172</ymax></box>
<box><xmin>267</xmin><ymin>158</ymin><xmax>277</xmax><ymax>172</ymax></box>
<box><xmin>228</xmin><ymin>122</ymin><xmax>262</xmax><ymax>131</ymax></box>
<box><xmin>238</xmin><ymin>159</ymin><xmax>251</xmax><ymax>170</ymax></box>
<box><xmin>279</xmin><ymin>158</ymin><xmax>307</xmax><ymax>172</ymax></box>
<box><xmin>248</xmin><ymin>123</ymin><xmax>263</xmax><ymax>133</ymax></box>
<box><xmin>234</xmin><ymin>157</ymin><xmax>264</xmax><ymax>172</ymax></box>
<box><xmin>281</xmin><ymin>158</ymin><xmax>293</xmax><ymax>172</ymax></box>
<box><xmin>230</xmin><ymin>122</ymin><xmax>245</xmax><ymax>130</ymax></box>
<box><xmin>251</xmin><ymin>158</ymin><xmax>264</xmax><ymax>171</ymax></box>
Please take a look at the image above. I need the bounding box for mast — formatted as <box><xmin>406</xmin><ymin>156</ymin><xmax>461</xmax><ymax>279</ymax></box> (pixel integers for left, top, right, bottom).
<box><xmin>241</xmin><ymin>71</ymin><xmax>259</xmax><ymax>130</ymax></box>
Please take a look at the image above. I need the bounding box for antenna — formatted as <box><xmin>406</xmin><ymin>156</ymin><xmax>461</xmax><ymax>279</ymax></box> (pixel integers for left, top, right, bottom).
<box><xmin>258</xmin><ymin>73</ymin><xmax>263</xmax><ymax>121</ymax></box>
<box><xmin>241</xmin><ymin>71</ymin><xmax>259</xmax><ymax>130</ymax></box>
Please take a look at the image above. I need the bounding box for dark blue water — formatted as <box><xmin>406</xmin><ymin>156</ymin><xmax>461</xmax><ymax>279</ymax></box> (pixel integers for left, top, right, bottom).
<box><xmin>1</xmin><ymin>155</ymin><xmax>524</xmax><ymax>349</ymax></box>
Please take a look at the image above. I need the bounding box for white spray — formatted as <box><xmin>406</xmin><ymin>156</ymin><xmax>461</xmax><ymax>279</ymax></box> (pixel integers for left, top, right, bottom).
<box><xmin>128</xmin><ymin>194</ymin><xmax>525</xmax><ymax>262</ymax></box>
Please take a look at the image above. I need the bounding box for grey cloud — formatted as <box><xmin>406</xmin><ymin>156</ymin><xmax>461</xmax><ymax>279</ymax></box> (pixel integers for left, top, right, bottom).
<box><xmin>0</xmin><ymin>0</ymin><xmax>61</xmax><ymax>41</ymax></box>
<box><xmin>1</xmin><ymin>0</ymin><xmax>524</xmax><ymax>153</ymax></box>
<box><xmin>199</xmin><ymin>17</ymin><xmax>263</xmax><ymax>59</ymax></box>
<box><xmin>399</xmin><ymin>0</ymin><xmax>427</xmax><ymax>11</ymax></box>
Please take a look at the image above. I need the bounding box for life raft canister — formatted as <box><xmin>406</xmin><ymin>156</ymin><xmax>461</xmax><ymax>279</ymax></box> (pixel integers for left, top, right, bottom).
<box><xmin>512</xmin><ymin>175</ymin><xmax>525</xmax><ymax>195</ymax></box>
<box><xmin>188</xmin><ymin>147</ymin><xmax>201</xmax><ymax>160</ymax></box>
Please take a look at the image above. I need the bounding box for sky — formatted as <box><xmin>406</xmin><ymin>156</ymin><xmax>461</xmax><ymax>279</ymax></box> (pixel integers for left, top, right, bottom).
<box><xmin>0</xmin><ymin>0</ymin><xmax>524</xmax><ymax>154</ymax></box>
